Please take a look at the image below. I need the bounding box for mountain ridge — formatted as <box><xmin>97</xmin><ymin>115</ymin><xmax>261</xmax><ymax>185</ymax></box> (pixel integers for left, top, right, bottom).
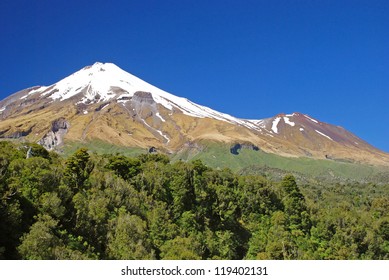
<box><xmin>1</xmin><ymin>62</ymin><xmax>388</xmax><ymax>167</ymax></box>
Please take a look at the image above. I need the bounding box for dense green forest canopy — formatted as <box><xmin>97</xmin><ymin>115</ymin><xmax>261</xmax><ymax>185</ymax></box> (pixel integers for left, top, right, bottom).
<box><xmin>0</xmin><ymin>141</ymin><xmax>388</xmax><ymax>259</ymax></box>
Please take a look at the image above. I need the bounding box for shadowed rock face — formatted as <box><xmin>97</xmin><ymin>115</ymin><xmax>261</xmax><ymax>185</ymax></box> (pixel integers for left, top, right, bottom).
<box><xmin>0</xmin><ymin>127</ymin><xmax>11</xmax><ymax>136</ymax></box>
<box><xmin>230</xmin><ymin>143</ymin><xmax>260</xmax><ymax>155</ymax></box>
<box><xmin>39</xmin><ymin>118</ymin><xmax>69</xmax><ymax>150</ymax></box>
<box><xmin>0</xmin><ymin>126</ymin><xmax>35</xmax><ymax>139</ymax></box>
<box><xmin>132</xmin><ymin>91</ymin><xmax>155</xmax><ymax>104</ymax></box>
<box><xmin>52</xmin><ymin>118</ymin><xmax>68</xmax><ymax>132</ymax></box>
<box><xmin>129</xmin><ymin>91</ymin><xmax>158</xmax><ymax>121</ymax></box>
<box><xmin>10</xmin><ymin>126</ymin><xmax>35</xmax><ymax>138</ymax></box>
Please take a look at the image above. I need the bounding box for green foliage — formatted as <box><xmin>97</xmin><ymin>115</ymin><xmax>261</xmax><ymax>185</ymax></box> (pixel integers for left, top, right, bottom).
<box><xmin>0</xmin><ymin>141</ymin><xmax>388</xmax><ymax>260</ymax></box>
<box><xmin>64</xmin><ymin>148</ymin><xmax>94</xmax><ymax>190</ymax></box>
<box><xmin>138</xmin><ymin>153</ymin><xmax>170</xmax><ymax>164</ymax></box>
<box><xmin>206</xmin><ymin>230</ymin><xmax>240</xmax><ymax>259</ymax></box>
<box><xmin>281</xmin><ymin>175</ymin><xmax>311</xmax><ymax>234</ymax></box>
<box><xmin>39</xmin><ymin>192</ymin><xmax>65</xmax><ymax>219</ymax></box>
<box><xmin>18</xmin><ymin>214</ymin><xmax>97</xmax><ymax>260</ymax></box>
<box><xmin>7</xmin><ymin>157</ymin><xmax>59</xmax><ymax>205</ymax></box>
<box><xmin>27</xmin><ymin>143</ymin><xmax>50</xmax><ymax>159</ymax></box>
<box><xmin>160</xmin><ymin>236</ymin><xmax>202</xmax><ymax>260</ymax></box>
<box><xmin>18</xmin><ymin>214</ymin><xmax>60</xmax><ymax>259</ymax></box>
<box><xmin>107</xmin><ymin>210</ymin><xmax>154</xmax><ymax>259</ymax></box>
<box><xmin>105</xmin><ymin>155</ymin><xmax>141</xmax><ymax>181</ymax></box>
<box><xmin>238</xmin><ymin>175</ymin><xmax>281</xmax><ymax>216</ymax></box>
<box><xmin>146</xmin><ymin>202</ymin><xmax>178</xmax><ymax>250</ymax></box>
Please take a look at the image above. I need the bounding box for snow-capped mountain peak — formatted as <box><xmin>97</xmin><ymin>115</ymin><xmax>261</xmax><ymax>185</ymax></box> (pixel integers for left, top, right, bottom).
<box><xmin>20</xmin><ymin>62</ymin><xmax>259</xmax><ymax>129</ymax></box>
<box><xmin>42</xmin><ymin>62</ymin><xmax>143</xmax><ymax>102</ymax></box>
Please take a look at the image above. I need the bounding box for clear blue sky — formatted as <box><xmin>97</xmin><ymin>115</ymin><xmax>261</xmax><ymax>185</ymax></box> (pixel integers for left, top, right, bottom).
<box><xmin>1</xmin><ymin>0</ymin><xmax>388</xmax><ymax>152</ymax></box>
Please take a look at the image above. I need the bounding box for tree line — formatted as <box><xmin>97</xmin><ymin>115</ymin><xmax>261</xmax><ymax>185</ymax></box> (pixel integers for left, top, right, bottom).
<box><xmin>0</xmin><ymin>141</ymin><xmax>388</xmax><ymax>259</ymax></box>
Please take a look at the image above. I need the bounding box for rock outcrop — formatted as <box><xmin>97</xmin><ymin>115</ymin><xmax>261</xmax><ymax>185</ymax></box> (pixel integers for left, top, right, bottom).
<box><xmin>39</xmin><ymin>118</ymin><xmax>69</xmax><ymax>150</ymax></box>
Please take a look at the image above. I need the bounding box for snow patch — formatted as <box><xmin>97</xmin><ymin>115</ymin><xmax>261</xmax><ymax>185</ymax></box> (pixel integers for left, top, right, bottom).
<box><xmin>117</xmin><ymin>99</ymin><xmax>129</xmax><ymax>104</ymax></box>
<box><xmin>283</xmin><ymin>117</ymin><xmax>295</xmax><ymax>127</ymax></box>
<box><xmin>315</xmin><ymin>130</ymin><xmax>333</xmax><ymax>141</ymax></box>
<box><xmin>156</xmin><ymin>112</ymin><xmax>165</xmax><ymax>122</ymax></box>
<box><xmin>117</xmin><ymin>93</ymin><xmax>131</xmax><ymax>99</ymax></box>
<box><xmin>299</xmin><ymin>128</ymin><xmax>304</xmax><ymax>131</ymax></box>
<box><xmin>237</xmin><ymin>120</ymin><xmax>262</xmax><ymax>130</ymax></box>
<box><xmin>83</xmin><ymin>110</ymin><xmax>88</xmax><ymax>115</ymax></box>
<box><xmin>0</xmin><ymin>107</ymin><xmax>5</xmax><ymax>113</ymax></box>
<box><xmin>20</xmin><ymin>86</ymin><xmax>48</xmax><ymax>100</ymax></box>
<box><xmin>101</xmin><ymin>104</ymin><xmax>109</xmax><ymax>110</ymax></box>
<box><xmin>156</xmin><ymin>129</ymin><xmax>170</xmax><ymax>143</ymax></box>
<box><xmin>305</xmin><ymin>115</ymin><xmax>318</xmax><ymax>123</ymax></box>
<box><xmin>141</xmin><ymin>119</ymin><xmax>170</xmax><ymax>143</ymax></box>
<box><xmin>253</xmin><ymin>120</ymin><xmax>266</xmax><ymax>129</ymax></box>
<box><xmin>271</xmin><ymin>117</ymin><xmax>281</xmax><ymax>134</ymax></box>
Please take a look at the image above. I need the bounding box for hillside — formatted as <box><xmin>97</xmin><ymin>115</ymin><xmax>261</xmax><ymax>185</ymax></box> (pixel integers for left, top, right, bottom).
<box><xmin>1</xmin><ymin>62</ymin><xmax>388</xmax><ymax>169</ymax></box>
<box><xmin>0</xmin><ymin>63</ymin><xmax>389</xmax><ymax>182</ymax></box>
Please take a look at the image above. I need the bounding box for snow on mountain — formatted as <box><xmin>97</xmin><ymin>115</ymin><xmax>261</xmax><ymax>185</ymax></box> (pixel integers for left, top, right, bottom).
<box><xmin>19</xmin><ymin>62</ymin><xmax>262</xmax><ymax>130</ymax></box>
<box><xmin>271</xmin><ymin>117</ymin><xmax>281</xmax><ymax>134</ymax></box>
<box><xmin>305</xmin><ymin>115</ymin><xmax>319</xmax><ymax>123</ymax></box>
<box><xmin>20</xmin><ymin>86</ymin><xmax>48</xmax><ymax>100</ymax></box>
<box><xmin>315</xmin><ymin>130</ymin><xmax>333</xmax><ymax>141</ymax></box>
<box><xmin>283</xmin><ymin>116</ymin><xmax>295</xmax><ymax>127</ymax></box>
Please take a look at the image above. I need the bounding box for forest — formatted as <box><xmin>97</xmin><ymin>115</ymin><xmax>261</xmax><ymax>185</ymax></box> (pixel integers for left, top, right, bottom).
<box><xmin>0</xmin><ymin>141</ymin><xmax>388</xmax><ymax>260</ymax></box>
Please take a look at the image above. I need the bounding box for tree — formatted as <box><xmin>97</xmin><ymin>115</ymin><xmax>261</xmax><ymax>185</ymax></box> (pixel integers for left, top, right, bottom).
<box><xmin>205</xmin><ymin>229</ymin><xmax>239</xmax><ymax>259</ymax></box>
<box><xmin>39</xmin><ymin>192</ymin><xmax>65</xmax><ymax>219</ymax></box>
<box><xmin>281</xmin><ymin>175</ymin><xmax>311</xmax><ymax>235</ymax></box>
<box><xmin>18</xmin><ymin>214</ymin><xmax>97</xmax><ymax>260</ymax></box>
<box><xmin>105</xmin><ymin>155</ymin><xmax>141</xmax><ymax>181</ymax></box>
<box><xmin>169</xmin><ymin>163</ymin><xmax>195</xmax><ymax>220</ymax></box>
<box><xmin>18</xmin><ymin>214</ymin><xmax>60</xmax><ymax>259</ymax></box>
<box><xmin>238</xmin><ymin>175</ymin><xmax>281</xmax><ymax>217</ymax></box>
<box><xmin>0</xmin><ymin>143</ymin><xmax>25</xmax><ymax>259</ymax></box>
<box><xmin>107</xmin><ymin>210</ymin><xmax>154</xmax><ymax>259</ymax></box>
<box><xmin>64</xmin><ymin>148</ymin><xmax>94</xmax><ymax>190</ymax></box>
<box><xmin>72</xmin><ymin>188</ymin><xmax>110</xmax><ymax>254</ymax></box>
<box><xmin>159</xmin><ymin>236</ymin><xmax>202</xmax><ymax>260</ymax></box>
<box><xmin>0</xmin><ymin>196</ymin><xmax>23</xmax><ymax>259</ymax></box>
<box><xmin>146</xmin><ymin>201</ymin><xmax>178</xmax><ymax>251</ymax></box>
<box><xmin>7</xmin><ymin>157</ymin><xmax>59</xmax><ymax>206</ymax></box>
<box><xmin>26</xmin><ymin>143</ymin><xmax>50</xmax><ymax>160</ymax></box>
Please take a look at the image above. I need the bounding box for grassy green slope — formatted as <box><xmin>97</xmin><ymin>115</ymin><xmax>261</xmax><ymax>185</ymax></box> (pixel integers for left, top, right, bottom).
<box><xmin>61</xmin><ymin>140</ymin><xmax>388</xmax><ymax>183</ymax></box>
<box><xmin>172</xmin><ymin>142</ymin><xmax>389</xmax><ymax>183</ymax></box>
<box><xmin>62</xmin><ymin>139</ymin><xmax>145</xmax><ymax>157</ymax></box>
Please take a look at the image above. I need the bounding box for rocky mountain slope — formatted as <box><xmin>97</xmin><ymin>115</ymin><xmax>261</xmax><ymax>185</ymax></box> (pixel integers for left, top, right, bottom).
<box><xmin>1</xmin><ymin>62</ymin><xmax>388</xmax><ymax>166</ymax></box>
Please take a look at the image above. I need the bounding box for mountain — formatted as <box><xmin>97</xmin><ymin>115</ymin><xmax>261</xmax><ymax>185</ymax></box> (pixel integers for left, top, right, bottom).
<box><xmin>1</xmin><ymin>62</ymin><xmax>388</xmax><ymax>167</ymax></box>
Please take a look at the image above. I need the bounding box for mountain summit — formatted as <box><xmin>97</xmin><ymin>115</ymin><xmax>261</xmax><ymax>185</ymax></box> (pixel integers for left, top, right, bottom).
<box><xmin>1</xmin><ymin>62</ymin><xmax>388</xmax><ymax>166</ymax></box>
